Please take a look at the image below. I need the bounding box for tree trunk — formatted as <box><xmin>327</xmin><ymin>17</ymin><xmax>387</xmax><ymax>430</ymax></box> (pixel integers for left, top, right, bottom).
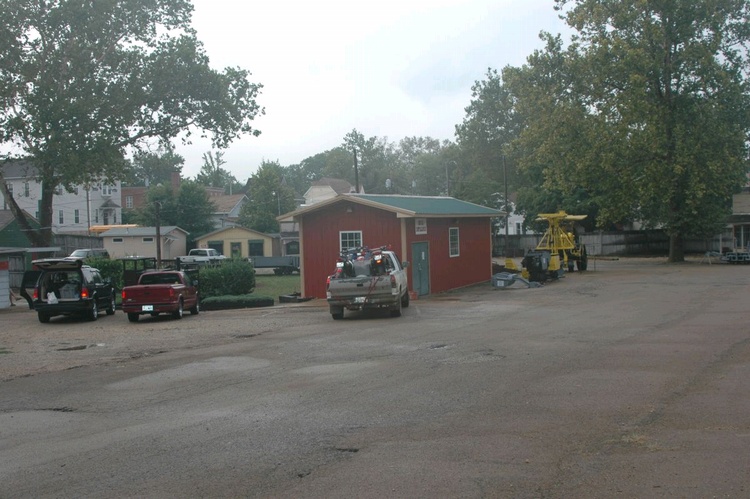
<box><xmin>668</xmin><ymin>233</ymin><xmax>685</xmax><ymax>262</ymax></box>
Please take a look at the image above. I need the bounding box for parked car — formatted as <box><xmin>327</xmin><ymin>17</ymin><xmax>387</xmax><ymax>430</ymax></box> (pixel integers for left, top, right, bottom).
<box><xmin>68</xmin><ymin>248</ymin><xmax>110</xmax><ymax>260</ymax></box>
<box><xmin>120</xmin><ymin>270</ymin><xmax>199</xmax><ymax>322</ymax></box>
<box><xmin>20</xmin><ymin>258</ymin><xmax>116</xmax><ymax>323</ymax></box>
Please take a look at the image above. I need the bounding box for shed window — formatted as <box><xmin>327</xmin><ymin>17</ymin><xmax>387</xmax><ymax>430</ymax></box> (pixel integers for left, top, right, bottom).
<box><xmin>449</xmin><ymin>227</ymin><xmax>460</xmax><ymax>257</ymax></box>
<box><xmin>142</xmin><ymin>237</ymin><xmax>154</xmax><ymax>243</ymax></box>
<box><xmin>113</xmin><ymin>238</ymin><xmax>123</xmax><ymax>243</ymax></box>
<box><xmin>248</xmin><ymin>240</ymin><xmax>264</xmax><ymax>257</ymax></box>
<box><xmin>208</xmin><ymin>241</ymin><xmax>224</xmax><ymax>254</ymax></box>
<box><xmin>340</xmin><ymin>231</ymin><xmax>362</xmax><ymax>252</ymax></box>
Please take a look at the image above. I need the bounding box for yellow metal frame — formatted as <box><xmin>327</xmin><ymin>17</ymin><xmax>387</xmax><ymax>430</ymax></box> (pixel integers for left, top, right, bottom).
<box><xmin>535</xmin><ymin>211</ymin><xmax>587</xmax><ymax>271</ymax></box>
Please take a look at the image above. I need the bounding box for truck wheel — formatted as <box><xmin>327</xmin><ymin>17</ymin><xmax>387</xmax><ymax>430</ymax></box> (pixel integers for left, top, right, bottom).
<box><xmin>330</xmin><ymin>306</ymin><xmax>344</xmax><ymax>320</ymax></box>
<box><xmin>390</xmin><ymin>296</ymin><xmax>402</xmax><ymax>318</ymax></box>
<box><xmin>172</xmin><ymin>299</ymin><xmax>184</xmax><ymax>319</ymax></box>
<box><xmin>127</xmin><ymin>313</ymin><xmax>139</xmax><ymax>323</ymax></box>
<box><xmin>401</xmin><ymin>289</ymin><xmax>410</xmax><ymax>308</ymax></box>
<box><xmin>106</xmin><ymin>294</ymin><xmax>116</xmax><ymax>315</ymax></box>
<box><xmin>190</xmin><ymin>298</ymin><xmax>200</xmax><ymax>315</ymax></box>
<box><xmin>38</xmin><ymin>312</ymin><xmax>50</xmax><ymax>323</ymax></box>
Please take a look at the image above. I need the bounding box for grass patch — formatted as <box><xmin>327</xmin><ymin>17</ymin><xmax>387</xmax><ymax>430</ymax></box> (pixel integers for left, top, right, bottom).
<box><xmin>254</xmin><ymin>274</ymin><xmax>302</xmax><ymax>303</ymax></box>
<box><xmin>0</xmin><ymin>347</ymin><xmax>11</xmax><ymax>354</ymax></box>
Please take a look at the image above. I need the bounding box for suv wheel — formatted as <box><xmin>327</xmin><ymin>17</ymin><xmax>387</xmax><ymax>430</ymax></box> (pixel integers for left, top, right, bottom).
<box><xmin>89</xmin><ymin>300</ymin><xmax>99</xmax><ymax>321</ymax></box>
<box><xmin>38</xmin><ymin>312</ymin><xmax>50</xmax><ymax>323</ymax></box>
<box><xmin>106</xmin><ymin>294</ymin><xmax>116</xmax><ymax>315</ymax></box>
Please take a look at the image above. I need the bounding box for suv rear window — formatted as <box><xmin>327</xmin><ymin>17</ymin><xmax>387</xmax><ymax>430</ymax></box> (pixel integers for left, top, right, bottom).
<box><xmin>42</xmin><ymin>270</ymin><xmax>83</xmax><ymax>300</ymax></box>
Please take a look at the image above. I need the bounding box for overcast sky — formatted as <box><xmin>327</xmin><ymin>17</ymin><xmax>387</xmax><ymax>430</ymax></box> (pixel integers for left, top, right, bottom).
<box><xmin>178</xmin><ymin>0</ymin><xmax>569</xmax><ymax>179</ymax></box>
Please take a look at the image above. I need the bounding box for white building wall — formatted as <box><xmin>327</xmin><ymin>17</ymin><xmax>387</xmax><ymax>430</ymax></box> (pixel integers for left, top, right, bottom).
<box><xmin>2</xmin><ymin>177</ymin><xmax>122</xmax><ymax>234</ymax></box>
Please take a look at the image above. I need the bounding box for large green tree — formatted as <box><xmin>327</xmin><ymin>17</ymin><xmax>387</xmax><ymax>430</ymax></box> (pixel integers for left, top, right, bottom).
<box><xmin>194</xmin><ymin>150</ymin><xmax>241</xmax><ymax>193</ymax></box>
<box><xmin>0</xmin><ymin>0</ymin><xmax>263</xmax><ymax>246</ymax></box>
<box><xmin>128</xmin><ymin>146</ymin><xmax>184</xmax><ymax>187</ymax></box>
<box><xmin>131</xmin><ymin>180</ymin><xmax>216</xmax><ymax>243</ymax></box>
<box><xmin>515</xmin><ymin>1</ymin><xmax>750</xmax><ymax>261</ymax></box>
<box><xmin>238</xmin><ymin>161</ymin><xmax>296</xmax><ymax>233</ymax></box>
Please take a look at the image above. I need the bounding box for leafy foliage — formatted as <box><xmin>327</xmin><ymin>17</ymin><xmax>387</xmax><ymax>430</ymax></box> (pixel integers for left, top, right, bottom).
<box><xmin>129</xmin><ymin>180</ymin><xmax>216</xmax><ymax>242</ymax></box>
<box><xmin>0</xmin><ymin>0</ymin><xmax>262</xmax><ymax>246</ymax></box>
<box><xmin>129</xmin><ymin>146</ymin><xmax>184</xmax><ymax>187</ymax></box>
<box><xmin>197</xmin><ymin>259</ymin><xmax>256</xmax><ymax>297</ymax></box>
<box><xmin>86</xmin><ymin>257</ymin><xmax>124</xmax><ymax>292</ymax></box>
<box><xmin>194</xmin><ymin>151</ymin><xmax>242</xmax><ymax>193</ymax></box>
<box><xmin>238</xmin><ymin>161</ymin><xmax>296</xmax><ymax>232</ymax></box>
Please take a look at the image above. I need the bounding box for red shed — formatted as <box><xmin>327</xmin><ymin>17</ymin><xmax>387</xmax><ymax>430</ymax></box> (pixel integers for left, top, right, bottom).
<box><xmin>286</xmin><ymin>194</ymin><xmax>503</xmax><ymax>299</ymax></box>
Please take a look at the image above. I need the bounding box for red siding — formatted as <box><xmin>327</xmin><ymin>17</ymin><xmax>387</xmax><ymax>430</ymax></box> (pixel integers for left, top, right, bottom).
<box><xmin>403</xmin><ymin>217</ymin><xmax>493</xmax><ymax>294</ymax></box>
<box><xmin>301</xmin><ymin>201</ymin><xmax>403</xmax><ymax>299</ymax></box>
<box><xmin>300</xmin><ymin>199</ymin><xmax>494</xmax><ymax>298</ymax></box>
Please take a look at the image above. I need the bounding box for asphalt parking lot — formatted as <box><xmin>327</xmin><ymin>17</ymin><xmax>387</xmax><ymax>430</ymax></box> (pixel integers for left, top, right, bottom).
<box><xmin>1</xmin><ymin>257</ymin><xmax>749</xmax><ymax>497</ymax></box>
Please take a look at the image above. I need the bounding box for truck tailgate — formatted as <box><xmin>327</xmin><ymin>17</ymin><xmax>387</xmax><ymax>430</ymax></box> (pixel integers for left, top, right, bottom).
<box><xmin>327</xmin><ymin>276</ymin><xmax>393</xmax><ymax>300</ymax></box>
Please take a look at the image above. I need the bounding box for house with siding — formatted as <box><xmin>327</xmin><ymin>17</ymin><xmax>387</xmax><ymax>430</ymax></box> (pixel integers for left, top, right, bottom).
<box><xmin>194</xmin><ymin>226</ymin><xmax>275</xmax><ymax>259</ymax></box>
<box><xmin>284</xmin><ymin>193</ymin><xmax>503</xmax><ymax>299</ymax></box>
<box><xmin>210</xmin><ymin>194</ymin><xmax>247</xmax><ymax>229</ymax></box>
<box><xmin>2</xmin><ymin>160</ymin><xmax>122</xmax><ymax>234</ymax></box>
<box><xmin>101</xmin><ymin>226</ymin><xmax>188</xmax><ymax>259</ymax></box>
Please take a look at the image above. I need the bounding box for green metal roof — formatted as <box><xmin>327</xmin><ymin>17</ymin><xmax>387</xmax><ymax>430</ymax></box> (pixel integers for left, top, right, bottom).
<box><xmin>350</xmin><ymin>194</ymin><xmax>502</xmax><ymax>217</ymax></box>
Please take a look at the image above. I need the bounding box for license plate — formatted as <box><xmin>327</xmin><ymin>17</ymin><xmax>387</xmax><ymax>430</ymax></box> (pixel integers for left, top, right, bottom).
<box><xmin>141</xmin><ymin>305</ymin><xmax>154</xmax><ymax>311</ymax></box>
<box><xmin>354</xmin><ymin>297</ymin><xmax>365</xmax><ymax>304</ymax></box>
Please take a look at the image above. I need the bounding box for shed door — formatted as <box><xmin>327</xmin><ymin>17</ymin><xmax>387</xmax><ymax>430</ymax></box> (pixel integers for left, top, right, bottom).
<box><xmin>411</xmin><ymin>242</ymin><xmax>430</xmax><ymax>296</ymax></box>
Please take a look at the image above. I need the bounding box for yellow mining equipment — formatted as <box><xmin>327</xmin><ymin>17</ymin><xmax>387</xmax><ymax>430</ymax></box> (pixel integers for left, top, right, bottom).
<box><xmin>522</xmin><ymin>211</ymin><xmax>588</xmax><ymax>282</ymax></box>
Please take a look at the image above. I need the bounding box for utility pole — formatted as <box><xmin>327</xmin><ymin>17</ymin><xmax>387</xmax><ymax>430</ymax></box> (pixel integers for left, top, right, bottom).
<box><xmin>503</xmin><ymin>156</ymin><xmax>509</xmax><ymax>238</ymax></box>
<box><xmin>353</xmin><ymin>148</ymin><xmax>360</xmax><ymax>193</ymax></box>
<box><xmin>154</xmin><ymin>201</ymin><xmax>162</xmax><ymax>269</ymax></box>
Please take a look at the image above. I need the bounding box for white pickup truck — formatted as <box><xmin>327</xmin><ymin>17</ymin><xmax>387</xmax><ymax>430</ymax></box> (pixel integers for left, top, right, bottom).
<box><xmin>177</xmin><ymin>248</ymin><xmax>227</xmax><ymax>266</ymax></box>
<box><xmin>325</xmin><ymin>247</ymin><xmax>409</xmax><ymax>320</ymax></box>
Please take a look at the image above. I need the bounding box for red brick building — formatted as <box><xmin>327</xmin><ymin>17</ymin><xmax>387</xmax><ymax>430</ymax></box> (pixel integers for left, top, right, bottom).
<box><xmin>286</xmin><ymin>194</ymin><xmax>503</xmax><ymax>299</ymax></box>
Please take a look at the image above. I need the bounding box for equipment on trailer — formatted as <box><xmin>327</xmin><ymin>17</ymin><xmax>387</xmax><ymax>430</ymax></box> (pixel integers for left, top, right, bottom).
<box><xmin>522</xmin><ymin>211</ymin><xmax>588</xmax><ymax>282</ymax></box>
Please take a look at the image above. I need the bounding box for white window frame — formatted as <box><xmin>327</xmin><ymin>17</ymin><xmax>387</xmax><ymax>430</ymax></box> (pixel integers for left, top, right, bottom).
<box><xmin>113</xmin><ymin>237</ymin><xmax>123</xmax><ymax>243</ymax></box>
<box><xmin>339</xmin><ymin>231</ymin><xmax>362</xmax><ymax>252</ymax></box>
<box><xmin>449</xmin><ymin>227</ymin><xmax>460</xmax><ymax>257</ymax></box>
<box><xmin>58</xmin><ymin>209</ymin><xmax>64</xmax><ymax>224</ymax></box>
<box><xmin>125</xmin><ymin>195</ymin><xmax>133</xmax><ymax>209</ymax></box>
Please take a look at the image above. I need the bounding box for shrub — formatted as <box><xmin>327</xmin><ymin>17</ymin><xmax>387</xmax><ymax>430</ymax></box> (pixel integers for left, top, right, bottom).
<box><xmin>197</xmin><ymin>259</ymin><xmax>256</xmax><ymax>298</ymax></box>
<box><xmin>200</xmin><ymin>294</ymin><xmax>273</xmax><ymax>310</ymax></box>
<box><xmin>86</xmin><ymin>257</ymin><xmax>124</xmax><ymax>291</ymax></box>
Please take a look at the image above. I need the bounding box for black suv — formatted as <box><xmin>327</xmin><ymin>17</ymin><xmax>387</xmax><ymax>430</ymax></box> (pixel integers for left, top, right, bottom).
<box><xmin>21</xmin><ymin>259</ymin><xmax>116</xmax><ymax>323</ymax></box>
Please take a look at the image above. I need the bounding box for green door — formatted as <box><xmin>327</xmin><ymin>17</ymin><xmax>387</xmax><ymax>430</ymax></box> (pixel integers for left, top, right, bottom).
<box><xmin>411</xmin><ymin>242</ymin><xmax>430</xmax><ymax>296</ymax></box>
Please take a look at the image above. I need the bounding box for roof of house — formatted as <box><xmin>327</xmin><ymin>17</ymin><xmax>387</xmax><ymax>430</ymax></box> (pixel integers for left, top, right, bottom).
<box><xmin>285</xmin><ymin>193</ymin><xmax>504</xmax><ymax>219</ymax></box>
<box><xmin>212</xmin><ymin>194</ymin><xmax>247</xmax><ymax>213</ymax></box>
<box><xmin>0</xmin><ymin>209</ymin><xmax>39</xmax><ymax>231</ymax></box>
<box><xmin>196</xmin><ymin>225</ymin><xmax>271</xmax><ymax>240</ymax></box>
<box><xmin>1</xmin><ymin>160</ymin><xmax>37</xmax><ymax>179</ymax></box>
<box><xmin>100</xmin><ymin>225</ymin><xmax>187</xmax><ymax>237</ymax></box>
<box><xmin>310</xmin><ymin>178</ymin><xmax>355</xmax><ymax>195</ymax></box>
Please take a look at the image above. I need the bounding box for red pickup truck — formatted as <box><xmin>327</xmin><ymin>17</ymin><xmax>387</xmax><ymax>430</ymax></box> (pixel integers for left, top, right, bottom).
<box><xmin>121</xmin><ymin>270</ymin><xmax>200</xmax><ymax>322</ymax></box>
